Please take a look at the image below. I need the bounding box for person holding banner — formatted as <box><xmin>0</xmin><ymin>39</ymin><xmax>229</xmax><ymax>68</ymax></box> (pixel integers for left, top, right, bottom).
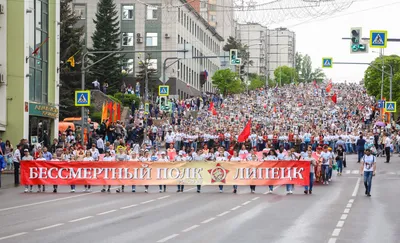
<box><xmin>265</xmin><ymin>149</ymin><xmax>278</xmax><ymax>193</ymax></box>
<box><xmin>158</xmin><ymin>151</ymin><xmax>169</xmax><ymax>193</ymax></box>
<box><xmin>22</xmin><ymin>149</ymin><xmax>34</xmax><ymax>193</ymax></box>
<box><xmin>303</xmin><ymin>150</ymin><xmax>316</xmax><ymax>194</ymax></box>
<box><xmin>115</xmin><ymin>146</ymin><xmax>129</xmax><ymax>193</ymax></box>
<box><xmin>83</xmin><ymin>151</ymin><xmax>94</xmax><ymax>192</ymax></box>
<box><xmin>101</xmin><ymin>151</ymin><xmax>114</xmax><ymax>193</ymax></box>
<box><xmin>247</xmin><ymin>150</ymin><xmax>259</xmax><ymax>193</ymax></box>
<box><xmin>140</xmin><ymin>150</ymin><xmax>151</xmax><ymax>193</ymax></box>
<box><xmin>230</xmin><ymin>151</ymin><xmax>242</xmax><ymax>194</ymax></box>
<box><xmin>216</xmin><ymin>152</ymin><xmax>228</xmax><ymax>193</ymax></box>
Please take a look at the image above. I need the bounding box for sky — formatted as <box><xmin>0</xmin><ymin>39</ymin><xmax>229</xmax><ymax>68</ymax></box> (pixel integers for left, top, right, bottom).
<box><xmin>271</xmin><ymin>0</ymin><xmax>400</xmax><ymax>83</ymax></box>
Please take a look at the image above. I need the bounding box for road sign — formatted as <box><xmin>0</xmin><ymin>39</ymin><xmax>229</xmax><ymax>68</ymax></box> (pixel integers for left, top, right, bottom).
<box><xmin>370</xmin><ymin>30</ymin><xmax>388</xmax><ymax>48</ymax></box>
<box><xmin>385</xmin><ymin>101</ymin><xmax>396</xmax><ymax>113</ymax></box>
<box><xmin>158</xmin><ymin>85</ymin><xmax>169</xmax><ymax>96</ymax></box>
<box><xmin>144</xmin><ymin>102</ymin><xmax>149</xmax><ymax>115</ymax></box>
<box><xmin>378</xmin><ymin>100</ymin><xmax>385</xmax><ymax>109</ymax></box>
<box><xmin>75</xmin><ymin>90</ymin><xmax>91</xmax><ymax>106</ymax></box>
<box><xmin>322</xmin><ymin>57</ymin><xmax>333</xmax><ymax>68</ymax></box>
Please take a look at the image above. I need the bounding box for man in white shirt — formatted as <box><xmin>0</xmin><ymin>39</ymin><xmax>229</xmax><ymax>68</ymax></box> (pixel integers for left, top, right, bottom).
<box><xmin>384</xmin><ymin>133</ymin><xmax>391</xmax><ymax>163</ymax></box>
<box><xmin>97</xmin><ymin>136</ymin><xmax>105</xmax><ymax>154</ymax></box>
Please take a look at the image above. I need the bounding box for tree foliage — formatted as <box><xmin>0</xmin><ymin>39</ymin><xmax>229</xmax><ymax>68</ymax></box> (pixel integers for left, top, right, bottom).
<box><xmin>88</xmin><ymin>0</ymin><xmax>123</xmax><ymax>94</ymax></box>
<box><xmin>59</xmin><ymin>0</ymin><xmax>84</xmax><ymax>119</ymax></box>
<box><xmin>223</xmin><ymin>36</ymin><xmax>253</xmax><ymax>78</ymax></box>
<box><xmin>295</xmin><ymin>52</ymin><xmax>326</xmax><ymax>82</ymax></box>
<box><xmin>212</xmin><ymin>69</ymin><xmax>244</xmax><ymax>96</ymax></box>
<box><xmin>364</xmin><ymin>55</ymin><xmax>400</xmax><ymax>104</ymax></box>
<box><xmin>248</xmin><ymin>74</ymin><xmax>265</xmax><ymax>90</ymax></box>
<box><xmin>136</xmin><ymin>54</ymin><xmax>159</xmax><ymax>100</ymax></box>
<box><xmin>274</xmin><ymin>66</ymin><xmax>298</xmax><ymax>86</ymax></box>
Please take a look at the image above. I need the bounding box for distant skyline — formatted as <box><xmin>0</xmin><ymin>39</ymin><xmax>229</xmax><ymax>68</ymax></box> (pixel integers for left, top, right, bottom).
<box><xmin>271</xmin><ymin>0</ymin><xmax>400</xmax><ymax>83</ymax></box>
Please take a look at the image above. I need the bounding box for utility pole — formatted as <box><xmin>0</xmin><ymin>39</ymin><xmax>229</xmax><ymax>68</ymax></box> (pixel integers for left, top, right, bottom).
<box><xmin>380</xmin><ymin>49</ymin><xmax>384</xmax><ymax>101</ymax></box>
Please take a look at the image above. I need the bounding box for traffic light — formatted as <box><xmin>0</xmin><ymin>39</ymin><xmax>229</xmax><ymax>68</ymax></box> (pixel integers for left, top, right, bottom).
<box><xmin>230</xmin><ymin>49</ymin><xmax>242</xmax><ymax>65</ymax></box>
<box><xmin>350</xmin><ymin>27</ymin><xmax>368</xmax><ymax>54</ymax></box>
<box><xmin>240</xmin><ymin>65</ymin><xmax>245</xmax><ymax>77</ymax></box>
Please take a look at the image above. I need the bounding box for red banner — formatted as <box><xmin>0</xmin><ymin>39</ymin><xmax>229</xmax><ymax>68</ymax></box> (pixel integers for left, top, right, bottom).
<box><xmin>21</xmin><ymin>161</ymin><xmax>310</xmax><ymax>186</ymax></box>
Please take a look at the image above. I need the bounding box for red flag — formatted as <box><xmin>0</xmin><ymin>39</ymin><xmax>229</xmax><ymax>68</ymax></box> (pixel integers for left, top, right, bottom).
<box><xmin>208</xmin><ymin>102</ymin><xmax>214</xmax><ymax>111</ymax></box>
<box><xmin>117</xmin><ymin>103</ymin><xmax>121</xmax><ymax>121</ymax></box>
<box><xmin>212</xmin><ymin>108</ymin><xmax>217</xmax><ymax>116</ymax></box>
<box><xmin>331</xmin><ymin>94</ymin><xmax>337</xmax><ymax>104</ymax></box>
<box><xmin>273</xmin><ymin>106</ymin><xmax>277</xmax><ymax>113</ymax></box>
<box><xmin>108</xmin><ymin>102</ymin><xmax>113</xmax><ymax>123</ymax></box>
<box><xmin>238</xmin><ymin>119</ymin><xmax>251</xmax><ymax>143</ymax></box>
<box><xmin>32</xmin><ymin>37</ymin><xmax>49</xmax><ymax>56</ymax></box>
<box><xmin>326</xmin><ymin>83</ymin><xmax>332</xmax><ymax>93</ymax></box>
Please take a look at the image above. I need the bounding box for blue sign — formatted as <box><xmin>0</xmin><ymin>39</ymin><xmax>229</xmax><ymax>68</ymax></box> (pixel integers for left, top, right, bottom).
<box><xmin>370</xmin><ymin>30</ymin><xmax>387</xmax><ymax>48</ymax></box>
<box><xmin>322</xmin><ymin>57</ymin><xmax>333</xmax><ymax>68</ymax></box>
<box><xmin>75</xmin><ymin>90</ymin><xmax>91</xmax><ymax>106</ymax></box>
<box><xmin>158</xmin><ymin>85</ymin><xmax>170</xmax><ymax>96</ymax></box>
<box><xmin>377</xmin><ymin>100</ymin><xmax>385</xmax><ymax>109</ymax></box>
<box><xmin>385</xmin><ymin>101</ymin><xmax>396</xmax><ymax>113</ymax></box>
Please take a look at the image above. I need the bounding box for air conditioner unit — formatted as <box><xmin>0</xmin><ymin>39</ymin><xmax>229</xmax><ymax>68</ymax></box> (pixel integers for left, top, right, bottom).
<box><xmin>165</xmin><ymin>33</ymin><xmax>170</xmax><ymax>39</ymax></box>
<box><xmin>136</xmin><ymin>33</ymin><xmax>141</xmax><ymax>38</ymax></box>
<box><xmin>136</xmin><ymin>38</ymin><xmax>143</xmax><ymax>43</ymax></box>
<box><xmin>0</xmin><ymin>4</ymin><xmax>4</xmax><ymax>14</ymax></box>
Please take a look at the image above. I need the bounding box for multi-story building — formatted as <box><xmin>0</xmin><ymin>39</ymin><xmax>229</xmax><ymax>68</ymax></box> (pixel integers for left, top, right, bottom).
<box><xmin>266</xmin><ymin>27</ymin><xmax>296</xmax><ymax>80</ymax></box>
<box><xmin>236</xmin><ymin>23</ymin><xmax>268</xmax><ymax>76</ymax></box>
<box><xmin>0</xmin><ymin>0</ymin><xmax>60</xmax><ymax>146</ymax></box>
<box><xmin>72</xmin><ymin>0</ymin><xmax>224</xmax><ymax>97</ymax></box>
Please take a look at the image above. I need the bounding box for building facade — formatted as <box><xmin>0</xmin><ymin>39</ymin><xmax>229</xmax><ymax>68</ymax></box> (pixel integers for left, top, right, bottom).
<box><xmin>72</xmin><ymin>0</ymin><xmax>224</xmax><ymax>98</ymax></box>
<box><xmin>0</xmin><ymin>0</ymin><xmax>60</xmax><ymax>146</ymax></box>
<box><xmin>266</xmin><ymin>27</ymin><xmax>296</xmax><ymax>80</ymax></box>
<box><xmin>236</xmin><ymin>23</ymin><xmax>268</xmax><ymax>77</ymax></box>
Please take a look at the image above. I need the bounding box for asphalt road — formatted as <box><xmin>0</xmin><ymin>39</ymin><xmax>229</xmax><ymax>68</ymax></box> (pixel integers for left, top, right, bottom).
<box><xmin>0</xmin><ymin>154</ymin><xmax>399</xmax><ymax>243</ymax></box>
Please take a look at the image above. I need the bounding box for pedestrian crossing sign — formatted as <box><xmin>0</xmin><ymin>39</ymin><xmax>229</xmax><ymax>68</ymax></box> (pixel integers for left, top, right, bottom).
<box><xmin>370</xmin><ymin>30</ymin><xmax>387</xmax><ymax>48</ymax></box>
<box><xmin>75</xmin><ymin>90</ymin><xmax>91</xmax><ymax>106</ymax></box>
<box><xmin>322</xmin><ymin>57</ymin><xmax>333</xmax><ymax>68</ymax></box>
<box><xmin>158</xmin><ymin>85</ymin><xmax>170</xmax><ymax>96</ymax></box>
<box><xmin>385</xmin><ymin>101</ymin><xmax>396</xmax><ymax>113</ymax></box>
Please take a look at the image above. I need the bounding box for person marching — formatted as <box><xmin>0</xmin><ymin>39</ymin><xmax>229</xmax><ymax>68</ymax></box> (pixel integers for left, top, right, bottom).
<box><xmin>230</xmin><ymin>151</ymin><xmax>242</xmax><ymax>193</ymax></box>
<box><xmin>360</xmin><ymin>149</ymin><xmax>376</xmax><ymax>197</ymax></box>
<box><xmin>265</xmin><ymin>149</ymin><xmax>278</xmax><ymax>193</ymax></box>
<box><xmin>158</xmin><ymin>151</ymin><xmax>169</xmax><ymax>193</ymax></box>
<box><xmin>101</xmin><ymin>151</ymin><xmax>114</xmax><ymax>193</ymax></box>
<box><xmin>303</xmin><ymin>150</ymin><xmax>316</xmax><ymax>194</ymax></box>
<box><xmin>115</xmin><ymin>146</ymin><xmax>129</xmax><ymax>193</ymax></box>
<box><xmin>82</xmin><ymin>151</ymin><xmax>94</xmax><ymax>192</ymax></box>
<box><xmin>320</xmin><ymin>146</ymin><xmax>332</xmax><ymax>185</ymax></box>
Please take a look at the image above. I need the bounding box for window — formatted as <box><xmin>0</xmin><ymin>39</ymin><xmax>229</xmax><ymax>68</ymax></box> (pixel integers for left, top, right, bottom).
<box><xmin>122</xmin><ymin>59</ymin><xmax>134</xmax><ymax>74</ymax></box>
<box><xmin>146</xmin><ymin>5</ymin><xmax>158</xmax><ymax>20</ymax></box>
<box><xmin>122</xmin><ymin>5</ymin><xmax>134</xmax><ymax>20</ymax></box>
<box><xmin>122</xmin><ymin>33</ymin><xmax>134</xmax><ymax>46</ymax></box>
<box><xmin>148</xmin><ymin>59</ymin><xmax>158</xmax><ymax>70</ymax></box>
<box><xmin>201</xmin><ymin>1</ymin><xmax>207</xmax><ymax>8</ymax></box>
<box><xmin>74</xmin><ymin>4</ymin><xmax>86</xmax><ymax>19</ymax></box>
<box><xmin>209</xmin><ymin>4</ymin><xmax>217</xmax><ymax>11</ymax></box>
<box><xmin>210</xmin><ymin>14</ymin><xmax>216</xmax><ymax>22</ymax></box>
<box><xmin>146</xmin><ymin>33</ymin><xmax>158</xmax><ymax>46</ymax></box>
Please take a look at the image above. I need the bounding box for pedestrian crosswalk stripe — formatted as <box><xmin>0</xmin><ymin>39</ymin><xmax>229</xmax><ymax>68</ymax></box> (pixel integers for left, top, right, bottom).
<box><xmin>345</xmin><ymin>170</ymin><xmax>350</xmax><ymax>174</ymax></box>
<box><xmin>372</xmin><ymin>34</ymin><xmax>384</xmax><ymax>45</ymax></box>
<box><xmin>78</xmin><ymin>94</ymin><xmax>87</xmax><ymax>103</ymax></box>
<box><xmin>351</xmin><ymin>170</ymin><xmax>359</xmax><ymax>174</ymax></box>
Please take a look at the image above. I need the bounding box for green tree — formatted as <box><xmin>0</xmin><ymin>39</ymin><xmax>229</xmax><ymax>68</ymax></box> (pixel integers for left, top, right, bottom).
<box><xmin>295</xmin><ymin>52</ymin><xmax>303</xmax><ymax>78</ymax></box>
<box><xmin>248</xmin><ymin>74</ymin><xmax>265</xmax><ymax>90</ymax></box>
<box><xmin>88</xmin><ymin>0</ymin><xmax>122</xmax><ymax>94</ymax></box>
<box><xmin>300</xmin><ymin>54</ymin><xmax>313</xmax><ymax>82</ymax></box>
<box><xmin>295</xmin><ymin>52</ymin><xmax>326</xmax><ymax>82</ymax></box>
<box><xmin>212</xmin><ymin>69</ymin><xmax>244</xmax><ymax>96</ymax></box>
<box><xmin>274</xmin><ymin>66</ymin><xmax>297</xmax><ymax>86</ymax></box>
<box><xmin>364</xmin><ymin>55</ymin><xmax>400</xmax><ymax>104</ymax></box>
<box><xmin>311</xmin><ymin>67</ymin><xmax>326</xmax><ymax>82</ymax></box>
<box><xmin>59</xmin><ymin>0</ymin><xmax>84</xmax><ymax>119</ymax></box>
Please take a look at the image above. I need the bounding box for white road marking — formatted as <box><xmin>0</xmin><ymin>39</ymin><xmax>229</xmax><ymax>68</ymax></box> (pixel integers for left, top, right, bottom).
<box><xmin>182</xmin><ymin>225</ymin><xmax>199</xmax><ymax>232</ymax></box>
<box><xmin>141</xmin><ymin>199</ymin><xmax>155</xmax><ymax>204</ymax></box>
<box><xmin>34</xmin><ymin>223</ymin><xmax>64</xmax><ymax>231</ymax></box>
<box><xmin>157</xmin><ymin>196</ymin><xmax>170</xmax><ymax>200</ymax></box>
<box><xmin>345</xmin><ymin>170</ymin><xmax>351</xmax><ymax>174</ymax></box>
<box><xmin>351</xmin><ymin>170</ymin><xmax>359</xmax><ymax>174</ymax></box>
<box><xmin>0</xmin><ymin>232</ymin><xmax>28</xmax><ymax>241</ymax></box>
<box><xmin>332</xmin><ymin>228</ymin><xmax>341</xmax><ymax>237</ymax></box>
<box><xmin>97</xmin><ymin>209</ymin><xmax>117</xmax><ymax>216</ymax></box>
<box><xmin>68</xmin><ymin>216</ymin><xmax>93</xmax><ymax>222</ymax></box>
<box><xmin>336</xmin><ymin>221</ymin><xmax>345</xmax><ymax>227</ymax></box>
<box><xmin>231</xmin><ymin>206</ymin><xmax>241</xmax><ymax>211</ymax></box>
<box><xmin>252</xmin><ymin>197</ymin><xmax>260</xmax><ymax>201</ymax></box>
<box><xmin>120</xmin><ymin>204</ymin><xmax>138</xmax><ymax>210</ymax></box>
<box><xmin>0</xmin><ymin>187</ymin><xmax>117</xmax><ymax>212</ymax></box>
<box><xmin>328</xmin><ymin>238</ymin><xmax>337</xmax><ymax>243</ymax></box>
<box><xmin>349</xmin><ymin>199</ymin><xmax>354</xmax><ymax>203</ymax></box>
<box><xmin>157</xmin><ymin>234</ymin><xmax>180</xmax><ymax>243</ymax></box>
<box><xmin>242</xmin><ymin>201</ymin><xmax>251</xmax><ymax>205</ymax></box>
<box><xmin>346</xmin><ymin>203</ymin><xmax>352</xmax><ymax>208</ymax></box>
<box><xmin>340</xmin><ymin>214</ymin><xmax>348</xmax><ymax>220</ymax></box>
<box><xmin>352</xmin><ymin>178</ymin><xmax>361</xmax><ymax>197</ymax></box>
<box><xmin>217</xmin><ymin>211</ymin><xmax>231</xmax><ymax>217</ymax></box>
<box><xmin>201</xmin><ymin>217</ymin><xmax>216</xmax><ymax>224</ymax></box>
<box><xmin>344</xmin><ymin>208</ymin><xmax>350</xmax><ymax>214</ymax></box>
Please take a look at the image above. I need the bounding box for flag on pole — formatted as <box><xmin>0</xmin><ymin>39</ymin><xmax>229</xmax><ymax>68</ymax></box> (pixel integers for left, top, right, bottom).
<box><xmin>108</xmin><ymin>102</ymin><xmax>113</xmax><ymax>123</ymax></box>
<box><xmin>66</xmin><ymin>56</ymin><xmax>75</xmax><ymax>67</ymax></box>
<box><xmin>32</xmin><ymin>37</ymin><xmax>49</xmax><ymax>56</ymax></box>
<box><xmin>238</xmin><ymin>119</ymin><xmax>251</xmax><ymax>143</ymax></box>
<box><xmin>325</xmin><ymin>82</ymin><xmax>332</xmax><ymax>93</ymax></box>
<box><xmin>208</xmin><ymin>102</ymin><xmax>214</xmax><ymax>111</ymax></box>
<box><xmin>113</xmin><ymin>103</ymin><xmax>117</xmax><ymax>122</ymax></box>
<box><xmin>101</xmin><ymin>102</ymin><xmax>108</xmax><ymax>122</ymax></box>
<box><xmin>331</xmin><ymin>93</ymin><xmax>337</xmax><ymax>104</ymax></box>
<box><xmin>117</xmin><ymin>103</ymin><xmax>121</xmax><ymax>121</ymax></box>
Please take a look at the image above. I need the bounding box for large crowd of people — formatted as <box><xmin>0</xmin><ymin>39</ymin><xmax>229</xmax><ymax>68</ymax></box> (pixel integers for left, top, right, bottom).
<box><xmin>1</xmin><ymin>82</ymin><xmax>396</xmax><ymax>195</ymax></box>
